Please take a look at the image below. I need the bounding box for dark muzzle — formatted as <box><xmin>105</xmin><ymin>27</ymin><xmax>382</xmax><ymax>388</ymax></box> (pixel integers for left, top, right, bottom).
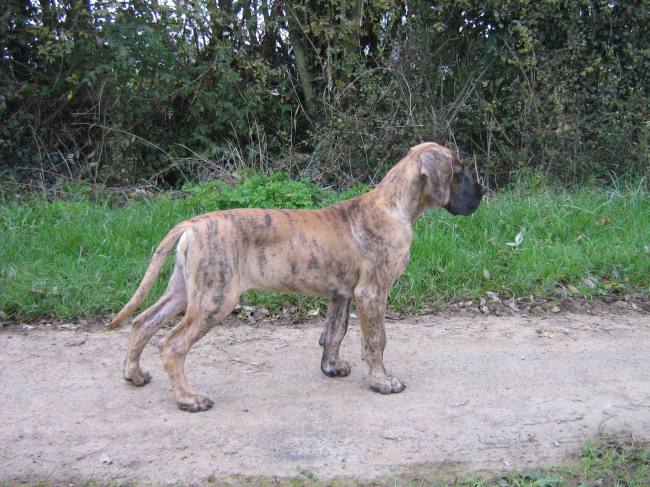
<box><xmin>445</xmin><ymin>174</ymin><xmax>485</xmax><ymax>216</ymax></box>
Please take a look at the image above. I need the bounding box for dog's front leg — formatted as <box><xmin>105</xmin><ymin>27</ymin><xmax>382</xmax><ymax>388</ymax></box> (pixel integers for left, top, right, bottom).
<box><xmin>354</xmin><ymin>284</ymin><xmax>406</xmax><ymax>394</ymax></box>
<box><xmin>319</xmin><ymin>296</ymin><xmax>352</xmax><ymax>377</ymax></box>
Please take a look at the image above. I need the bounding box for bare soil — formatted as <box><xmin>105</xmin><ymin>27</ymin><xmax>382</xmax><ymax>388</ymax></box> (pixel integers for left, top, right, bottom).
<box><xmin>1</xmin><ymin>310</ymin><xmax>650</xmax><ymax>484</ymax></box>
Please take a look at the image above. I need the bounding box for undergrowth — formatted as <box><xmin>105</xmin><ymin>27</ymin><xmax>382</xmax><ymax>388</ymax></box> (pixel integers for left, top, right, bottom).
<box><xmin>0</xmin><ymin>174</ymin><xmax>648</xmax><ymax>320</ymax></box>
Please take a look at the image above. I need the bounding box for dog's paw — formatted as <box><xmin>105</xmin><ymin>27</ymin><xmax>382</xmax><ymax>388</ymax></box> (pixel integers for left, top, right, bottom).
<box><xmin>177</xmin><ymin>394</ymin><xmax>214</xmax><ymax>413</ymax></box>
<box><xmin>123</xmin><ymin>368</ymin><xmax>152</xmax><ymax>387</ymax></box>
<box><xmin>369</xmin><ymin>375</ymin><xmax>406</xmax><ymax>394</ymax></box>
<box><xmin>321</xmin><ymin>359</ymin><xmax>351</xmax><ymax>377</ymax></box>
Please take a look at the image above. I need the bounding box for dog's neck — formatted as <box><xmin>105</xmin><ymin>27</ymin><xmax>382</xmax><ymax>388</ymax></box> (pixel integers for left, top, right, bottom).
<box><xmin>370</xmin><ymin>157</ymin><xmax>427</xmax><ymax>226</ymax></box>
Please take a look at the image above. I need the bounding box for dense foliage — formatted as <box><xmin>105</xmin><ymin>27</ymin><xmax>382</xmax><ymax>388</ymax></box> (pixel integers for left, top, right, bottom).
<box><xmin>2</xmin><ymin>0</ymin><xmax>648</xmax><ymax>188</ymax></box>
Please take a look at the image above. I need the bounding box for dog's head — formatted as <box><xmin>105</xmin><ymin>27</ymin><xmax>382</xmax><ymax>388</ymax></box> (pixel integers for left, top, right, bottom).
<box><xmin>415</xmin><ymin>143</ymin><xmax>486</xmax><ymax>216</ymax></box>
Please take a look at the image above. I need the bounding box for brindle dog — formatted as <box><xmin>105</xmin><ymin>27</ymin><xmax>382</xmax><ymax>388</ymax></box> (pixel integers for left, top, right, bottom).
<box><xmin>108</xmin><ymin>142</ymin><xmax>485</xmax><ymax>412</ymax></box>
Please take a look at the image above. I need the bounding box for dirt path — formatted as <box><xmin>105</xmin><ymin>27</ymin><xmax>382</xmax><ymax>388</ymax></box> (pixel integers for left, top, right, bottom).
<box><xmin>1</xmin><ymin>311</ymin><xmax>650</xmax><ymax>484</ymax></box>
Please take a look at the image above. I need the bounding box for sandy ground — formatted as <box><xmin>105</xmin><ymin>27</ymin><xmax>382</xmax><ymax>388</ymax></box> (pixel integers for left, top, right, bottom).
<box><xmin>1</xmin><ymin>311</ymin><xmax>650</xmax><ymax>484</ymax></box>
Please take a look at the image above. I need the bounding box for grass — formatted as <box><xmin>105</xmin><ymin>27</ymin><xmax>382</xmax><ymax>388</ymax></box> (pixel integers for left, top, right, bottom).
<box><xmin>0</xmin><ymin>175</ymin><xmax>648</xmax><ymax>320</ymax></box>
<box><xmin>394</xmin><ymin>179</ymin><xmax>649</xmax><ymax>310</ymax></box>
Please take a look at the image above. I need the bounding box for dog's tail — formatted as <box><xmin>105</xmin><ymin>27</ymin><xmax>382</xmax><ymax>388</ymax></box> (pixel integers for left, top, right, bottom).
<box><xmin>107</xmin><ymin>224</ymin><xmax>187</xmax><ymax>330</ymax></box>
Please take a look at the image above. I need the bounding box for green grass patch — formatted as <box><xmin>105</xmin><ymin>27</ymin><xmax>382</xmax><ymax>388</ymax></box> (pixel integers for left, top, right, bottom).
<box><xmin>0</xmin><ymin>175</ymin><xmax>648</xmax><ymax>320</ymax></box>
<box><xmin>394</xmin><ymin>179</ymin><xmax>649</xmax><ymax>309</ymax></box>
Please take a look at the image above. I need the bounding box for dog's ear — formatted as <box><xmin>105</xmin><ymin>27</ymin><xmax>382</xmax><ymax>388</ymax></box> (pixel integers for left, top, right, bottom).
<box><xmin>419</xmin><ymin>148</ymin><xmax>453</xmax><ymax>207</ymax></box>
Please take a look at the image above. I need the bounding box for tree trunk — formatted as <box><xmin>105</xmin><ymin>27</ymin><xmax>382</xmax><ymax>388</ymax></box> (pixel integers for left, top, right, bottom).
<box><xmin>205</xmin><ymin>0</ymin><xmax>233</xmax><ymax>59</ymax></box>
<box><xmin>261</xmin><ymin>0</ymin><xmax>283</xmax><ymax>58</ymax></box>
<box><xmin>286</xmin><ymin>3</ymin><xmax>314</xmax><ymax>113</ymax></box>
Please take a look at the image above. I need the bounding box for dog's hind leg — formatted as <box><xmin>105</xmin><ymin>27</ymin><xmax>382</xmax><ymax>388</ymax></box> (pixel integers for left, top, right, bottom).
<box><xmin>158</xmin><ymin>285</ymin><xmax>239</xmax><ymax>412</ymax></box>
<box><xmin>123</xmin><ymin>264</ymin><xmax>187</xmax><ymax>387</ymax></box>
<box><xmin>319</xmin><ymin>296</ymin><xmax>352</xmax><ymax>377</ymax></box>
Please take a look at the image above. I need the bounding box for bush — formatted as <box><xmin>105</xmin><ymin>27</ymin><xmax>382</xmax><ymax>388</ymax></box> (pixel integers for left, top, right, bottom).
<box><xmin>1</xmin><ymin>1</ymin><xmax>647</xmax><ymax>188</ymax></box>
<box><xmin>184</xmin><ymin>172</ymin><xmax>334</xmax><ymax>210</ymax></box>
